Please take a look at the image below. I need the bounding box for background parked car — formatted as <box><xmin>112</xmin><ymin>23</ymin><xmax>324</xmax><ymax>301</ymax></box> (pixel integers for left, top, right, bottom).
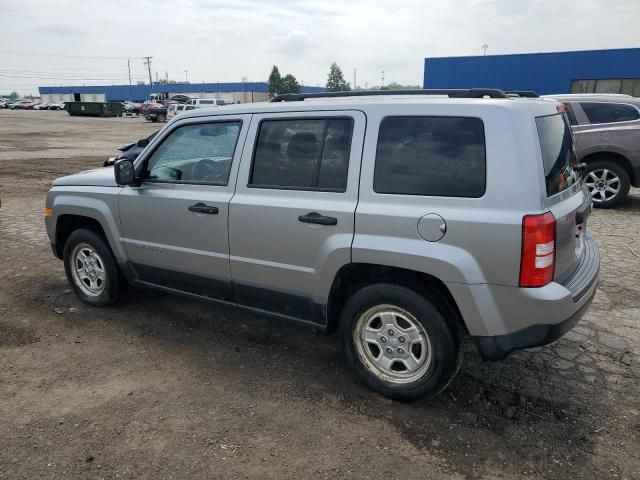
<box><xmin>34</xmin><ymin>102</ymin><xmax>49</xmax><ymax>110</ymax></box>
<box><xmin>545</xmin><ymin>94</ymin><xmax>640</xmax><ymax>207</ymax></box>
<box><xmin>9</xmin><ymin>100</ymin><xmax>32</xmax><ymax>109</ymax></box>
<box><xmin>47</xmin><ymin>102</ymin><xmax>65</xmax><ymax>111</ymax></box>
<box><xmin>169</xmin><ymin>94</ymin><xmax>191</xmax><ymax>103</ymax></box>
<box><xmin>185</xmin><ymin>98</ymin><xmax>226</xmax><ymax>107</ymax></box>
<box><xmin>16</xmin><ymin>100</ymin><xmax>36</xmax><ymax>110</ymax></box>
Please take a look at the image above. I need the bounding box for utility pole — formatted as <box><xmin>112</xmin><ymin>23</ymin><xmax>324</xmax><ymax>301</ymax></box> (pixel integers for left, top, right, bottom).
<box><xmin>381</xmin><ymin>70</ymin><xmax>385</xmax><ymax>88</ymax></box>
<box><xmin>127</xmin><ymin>59</ymin><xmax>132</xmax><ymax>86</ymax></box>
<box><xmin>353</xmin><ymin>68</ymin><xmax>356</xmax><ymax>89</ymax></box>
<box><xmin>184</xmin><ymin>69</ymin><xmax>188</xmax><ymax>83</ymax></box>
<box><xmin>143</xmin><ymin>56</ymin><xmax>153</xmax><ymax>87</ymax></box>
<box><xmin>482</xmin><ymin>44</ymin><xmax>489</xmax><ymax>56</ymax></box>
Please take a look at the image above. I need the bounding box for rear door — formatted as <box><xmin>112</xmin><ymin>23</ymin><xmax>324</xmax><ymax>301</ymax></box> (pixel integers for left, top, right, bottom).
<box><xmin>535</xmin><ymin>112</ymin><xmax>590</xmax><ymax>282</ymax></box>
<box><xmin>228</xmin><ymin>110</ymin><xmax>365</xmax><ymax>323</ymax></box>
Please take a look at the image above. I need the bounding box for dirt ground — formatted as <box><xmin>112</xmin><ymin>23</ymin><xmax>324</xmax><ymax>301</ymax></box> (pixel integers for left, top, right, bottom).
<box><xmin>0</xmin><ymin>109</ymin><xmax>639</xmax><ymax>480</ymax></box>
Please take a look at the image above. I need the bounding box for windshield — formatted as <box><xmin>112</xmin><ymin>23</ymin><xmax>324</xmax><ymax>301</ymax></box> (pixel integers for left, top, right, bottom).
<box><xmin>535</xmin><ymin>113</ymin><xmax>580</xmax><ymax>197</ymax></box>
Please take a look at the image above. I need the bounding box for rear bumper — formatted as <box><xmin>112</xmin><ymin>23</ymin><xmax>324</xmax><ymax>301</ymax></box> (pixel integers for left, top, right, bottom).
<box><xmin>449</xmin><ymin>233</ymin><xmax>599</xmax><ymax>360</ymax></box>
<box><xmin>472</xmin><ymin>286</ymin><xmax>595</xmax><ymax>360</ymax></box>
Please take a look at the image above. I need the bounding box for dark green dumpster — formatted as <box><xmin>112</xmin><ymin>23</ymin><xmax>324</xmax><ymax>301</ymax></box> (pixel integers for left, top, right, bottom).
<box><xmin>66</xmin><ymin>102</ymin><xmax>123</xmax><ymax>117</ymax></box>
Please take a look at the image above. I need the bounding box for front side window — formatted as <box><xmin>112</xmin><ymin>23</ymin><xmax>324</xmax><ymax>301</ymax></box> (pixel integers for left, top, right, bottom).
<box><xmin>144</xmin><ymin>121</ymin><xmax>242</xmax><ymax>185</ymax></box>
<box><xmin>536</xmin><ymin>114</ymin><xmax>579</xmax><ymax>197</ymax></box>
<box><xmin>250</xmin><ymin>118</ymin><xmax>353</xmax><ymax>191</ymax></box>
<box><xmin>580</xmin><ymin>102</ymin><xmax>640</xmax><ymax>124</ymax></box>
<box><xmin>374</xmin><ymin>116</ymin><xmax>486</xmax><ymax>197</ymax></box>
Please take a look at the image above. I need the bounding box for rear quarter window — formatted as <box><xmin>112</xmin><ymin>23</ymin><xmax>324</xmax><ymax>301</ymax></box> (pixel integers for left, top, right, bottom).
<box><xmin>580</xmin><ymin>102</ymin><xmax>640</xmax><ymax>124</ymax></box>
<box><xmin>535</xmin><ymin>113</ymin><xmax>580</xmax><ymax>197</ymax></box>
<box><xmin>373</xmin><ymin>116</ymin><xmax>486</xmax><ymax>197</ymax></box>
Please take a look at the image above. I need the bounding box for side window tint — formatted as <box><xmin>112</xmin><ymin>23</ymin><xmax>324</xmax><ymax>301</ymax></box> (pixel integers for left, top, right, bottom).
<box><xmin>374</xmin><ymin>116</ymin><xmax>486</xmax><ymax>197</ymax></box>
<box><xmin>564</xmin><ymin>104</ymin><xmax>578</xmax><ymax>126</ymax></box>
<box><xmin>250</xmin><ymin>118</ymin><xmax>353</xmax><ymax>191</ymax></box>
<box><xmin>144</xmin><ymin>122</ymin><xmax>242</xmax><ymax>185</ymax></box>
<box><xmin>581</xmin><ymin>102</ymin><xmax>640</xmax><ymax>124</ymax></box>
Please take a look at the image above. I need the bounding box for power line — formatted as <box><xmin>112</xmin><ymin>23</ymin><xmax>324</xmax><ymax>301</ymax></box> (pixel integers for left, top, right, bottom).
<box><xmin>0</xmin><ymin>50</ymin><xmax>142</xmax><ymax>60</ymax></box>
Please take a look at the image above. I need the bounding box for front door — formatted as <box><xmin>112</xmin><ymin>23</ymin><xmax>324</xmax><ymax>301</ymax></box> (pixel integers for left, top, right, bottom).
<box><xmin>229</xmin><ymin>111</ymin><xmax>366</xmax><ymax>323</ymax></box>
<box><xmin>119</xmin><ymin>115</ymin><xmax>251</xmax><ymax>300</ymax></box>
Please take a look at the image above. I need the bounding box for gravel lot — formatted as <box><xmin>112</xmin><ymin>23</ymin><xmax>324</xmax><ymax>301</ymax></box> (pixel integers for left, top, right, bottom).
<box><xmin>0</xmin><ymin>110</ymin><xmax>639</xmax><ymax>479</ymax></box>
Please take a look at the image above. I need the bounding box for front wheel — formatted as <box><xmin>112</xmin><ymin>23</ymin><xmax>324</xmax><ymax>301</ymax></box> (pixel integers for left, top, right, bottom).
<box><xmin>340</xmin><ymin>283</ymin><xmax>462</xmax><ymax>401</ymax></box>
<box><xmin>583</xmin><ymin>159</ymin><xmax>630</xmax><ymax>208</ymax></box>
<box><xmin>63</xmin><ymin>229</ymin><xmax>123</xmax><ymax>306</ymax></box>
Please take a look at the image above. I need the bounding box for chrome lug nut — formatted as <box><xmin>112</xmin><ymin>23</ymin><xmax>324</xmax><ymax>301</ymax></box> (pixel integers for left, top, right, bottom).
<box><xmin>388</xmin><ymin>329</ymin><xmax>394</xmax><ymax>336</ymax></box>
<box><xmin>398</xmin><ymin>337</ymin><xmax>405</xmax><ymax>343</ymax></box>
<box><xmin>397</xmin><ymin>348</ymin><xmax>405</xmax><ymax>355</ymax></box>
<box><xmin>385</xmin><ymin>347</ymin><xmax>393</xmax><ymax>355</ymax></box>
<box><xmin>380</xmin><ymin>336</ymin><xmax>387</xmax><ymax>343</ymax></box>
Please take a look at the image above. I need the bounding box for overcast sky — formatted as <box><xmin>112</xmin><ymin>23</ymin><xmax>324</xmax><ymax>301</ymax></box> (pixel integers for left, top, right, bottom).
<box><xmin>1</xmin><ymin>0</ymin><xmax>639</xmax><ymax>95</ymax></box>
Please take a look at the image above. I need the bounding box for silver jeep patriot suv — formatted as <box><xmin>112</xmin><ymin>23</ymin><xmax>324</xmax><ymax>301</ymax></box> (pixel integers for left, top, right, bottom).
<box><xmin>45</xmin><ymin>89</ymin><xmax>599</xmax><ymax>400</ymax></box>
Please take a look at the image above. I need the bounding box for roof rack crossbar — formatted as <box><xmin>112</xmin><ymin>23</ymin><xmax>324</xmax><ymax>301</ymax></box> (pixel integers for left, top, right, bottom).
<box><xmin>270</xmin><ymin>88</ymin><xmax>509</xmax><ymax>102</ymax></box>
<box><xmin>505</xmin><ymin>90</ymin><xmax>540</xmax><ymax>98</ymax></box>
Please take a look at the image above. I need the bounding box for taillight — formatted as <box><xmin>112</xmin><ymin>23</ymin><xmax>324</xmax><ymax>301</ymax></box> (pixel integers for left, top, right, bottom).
<box><xmin>519</xmin><ymin>212</ymin><xmax>556</xmax><ymax>287</ymax></box>
<box><xmin>556</xmin><ymin>103</ymin><xmax>569</xmax><ymax>114</ymax></box>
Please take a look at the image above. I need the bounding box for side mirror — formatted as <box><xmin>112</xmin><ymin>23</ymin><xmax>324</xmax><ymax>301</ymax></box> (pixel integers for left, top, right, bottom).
<box><xmin>114</xmin><ymin>159</ymin><xmax>137</xmax><ymax>186</ymax></box>
<box><xmin>136</xmin><ymin>138</ymin><xmax>149</xmax><ymax>148</ymax></box>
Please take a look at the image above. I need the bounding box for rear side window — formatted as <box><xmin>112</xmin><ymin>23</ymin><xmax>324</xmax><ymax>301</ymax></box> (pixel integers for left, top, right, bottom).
<box><xmin>535</xmin><ymin>114</ymin><xmax>580</xmax><ymax>197</ymax></box>
<box><xmin>580</xmin><ymin>102</ymin><xmax>640</xmax><ymax>124</ymax></box>
<box><xmin>250</xmin><ymin>118</ymin><xmax>353</xmax><ymax>191</ymax></box>
<box><xmin>373</xmin><ymin>116</ymin><xmax>486</xmax><ymax>197</ymax></box>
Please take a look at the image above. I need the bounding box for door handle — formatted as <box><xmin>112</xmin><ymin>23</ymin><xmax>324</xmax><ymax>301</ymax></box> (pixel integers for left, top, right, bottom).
<box><xmin>188</xmin><ymin>202</ymin><xmax>219</xmax><ymax>214</ymax></box>
<box><xmin>298</xmin><ymin>212</ymin><xmax>338</xmax><ymax>226</ymax></box>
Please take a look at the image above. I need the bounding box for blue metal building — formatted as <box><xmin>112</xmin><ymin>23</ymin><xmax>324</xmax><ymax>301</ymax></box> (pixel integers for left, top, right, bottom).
<box><xmin>424</xmin><ymin>48</ymin><xmax>640</xmax><ymax>96</ymax></box>
<box><xmin>39</xmin><ymin>81</ymin><xmax>326</xmax><ymax>103</ymax></box>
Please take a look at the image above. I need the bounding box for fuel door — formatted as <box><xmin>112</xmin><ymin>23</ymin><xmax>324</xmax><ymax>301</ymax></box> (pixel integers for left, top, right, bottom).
<box><xmin>417</xmin><ymin>213</ymin><xmax>446</xmax><ymax>242</ymax></box>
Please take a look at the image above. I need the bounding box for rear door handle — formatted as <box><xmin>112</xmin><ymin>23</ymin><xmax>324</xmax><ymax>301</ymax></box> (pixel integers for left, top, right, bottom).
<box><xmin>298</xmin><ymin>212</ymin><xmax>338</xmax><ymax>226</ymax></box>
<box><xmin>188</xmin><ymin>202</ymin><xmax>219</xmax><ymax>214</ymax></box>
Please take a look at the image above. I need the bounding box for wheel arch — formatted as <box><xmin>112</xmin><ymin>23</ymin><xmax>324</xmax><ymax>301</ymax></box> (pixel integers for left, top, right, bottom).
<box><xmin>580</xmin><ymin>151</ymin><xmax>636</xmax><ymax>185</ymax></box>
<box><xmin>325</xmin><ymin>263</ymin><xmax>467</xmax><ymax>335</ymax></box>
<box><xmin>54</xmin><ymin>214</ymin><xmax>108</xmax><ymax>259</ymax></box>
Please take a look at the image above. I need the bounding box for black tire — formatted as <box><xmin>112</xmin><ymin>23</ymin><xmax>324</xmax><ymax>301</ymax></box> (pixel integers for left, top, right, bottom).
<box><xmin>63</xmin><ymin>228</ymin><xmax>123</xmax><ymax>306</ymax></box>
<box><xmin>340</xmin><ymin>283</ymin><xmax>462</xmax><ymax>401</ymax></box>
<box><xmin>157</xmin><ymin>113</ymin><xmax>166</xmax><ymax>122</ymax></box>
<box><xmin>584</xmin><ymin>159</ymin><xmax>631</xmax><ymax>208</ymax></box>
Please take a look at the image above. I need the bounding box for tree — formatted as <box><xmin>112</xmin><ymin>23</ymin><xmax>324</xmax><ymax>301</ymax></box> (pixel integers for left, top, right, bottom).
<box><xmin>280</xmin><ymin>74</ymin><xmax>301</xmax><ymax>94</ymax></box>
<box><xmin>268</xmin><ymin>65</ymin><xmax>282</xmax><ymax>97</ymax></box>
<box><xmin>326</xmin><ymin>62</ymin><xmax>350</xmax><ymax>92</ymax></box>
<box><xmin>9</xmin><ymin>91</ymin><xmax>19</xmax><ymax>100</ymax></box>
<box><xmin>386</xmin><ymin>82</ymin><xmax>421</xmax><ymax>90</ymax></box>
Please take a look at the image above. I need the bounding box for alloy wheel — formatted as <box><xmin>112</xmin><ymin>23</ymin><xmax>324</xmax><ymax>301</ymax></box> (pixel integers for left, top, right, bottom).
<box><xmin>354</xmin><ymin>304</ymin><xmax>432</xmax><ymax>384</ymax></box>
<box><xmin>70</xmin><ymin>243</ymin><xmax>106</xmax><ymax>296</ymax></box>
<box><xmin>584</xmin><ymin>168</ymin><xmax>620</xmax><ymax>203</ymax></box>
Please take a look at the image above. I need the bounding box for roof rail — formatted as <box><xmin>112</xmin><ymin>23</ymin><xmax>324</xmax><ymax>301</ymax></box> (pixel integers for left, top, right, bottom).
<box><xmin>270</xmin><ymin>88</ymin><xmax>509</xmax><ymax>102</ymax></box>
<box><xmin>505</xmin><ymin>90</ymin><xmax>540</xmax><ymax>98</ymax></box>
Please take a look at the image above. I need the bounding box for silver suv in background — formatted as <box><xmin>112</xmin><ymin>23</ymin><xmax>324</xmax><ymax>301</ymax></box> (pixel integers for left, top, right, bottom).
<box><xmin>545</xmin><ymin>94</ymin><xmax>640</xmax><ymax>207</ymax></box>
<box><xmin>45</xmin><ymin>89</ymin><xmax>599</xmax><ymax>400</ymax></box>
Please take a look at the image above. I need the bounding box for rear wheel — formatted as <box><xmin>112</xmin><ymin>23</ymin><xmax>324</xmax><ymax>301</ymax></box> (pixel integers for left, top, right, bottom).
<box><xmin>340</xmin><ymin>283</ymin><xmax>462</xmax><ymax>401</ymax></box>
<box><xmin>63</xmin><ymin>229</ymin><xmax>123</xmax><ymax>306</ymax></box>
<box><xmin>584</xmin><ymin>159</ymin><xmax>630</xmax><ymax>208</ymax></box>
<box><xmin>157</xmin><ymin>113</ymin><xmax>166</xmax><ymax>122</ymax></box>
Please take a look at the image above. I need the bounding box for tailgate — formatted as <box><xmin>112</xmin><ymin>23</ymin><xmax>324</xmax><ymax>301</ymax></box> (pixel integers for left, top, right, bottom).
<box><xmin>535</xmin><ymin>112</ymin><xmax>588</xmax><ymax>282</ymax></box>
<box><xmin>548</xmin><ymin>186</ymin><xmax>592</xmax><ymax>282</ymax></box>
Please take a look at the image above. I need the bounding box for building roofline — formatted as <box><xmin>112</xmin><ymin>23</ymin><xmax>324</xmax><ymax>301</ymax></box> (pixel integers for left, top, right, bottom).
<box><xmin>425</xmin><ymin>47</ymin><xmax>640</xmax><ymax>61</ymax></box>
